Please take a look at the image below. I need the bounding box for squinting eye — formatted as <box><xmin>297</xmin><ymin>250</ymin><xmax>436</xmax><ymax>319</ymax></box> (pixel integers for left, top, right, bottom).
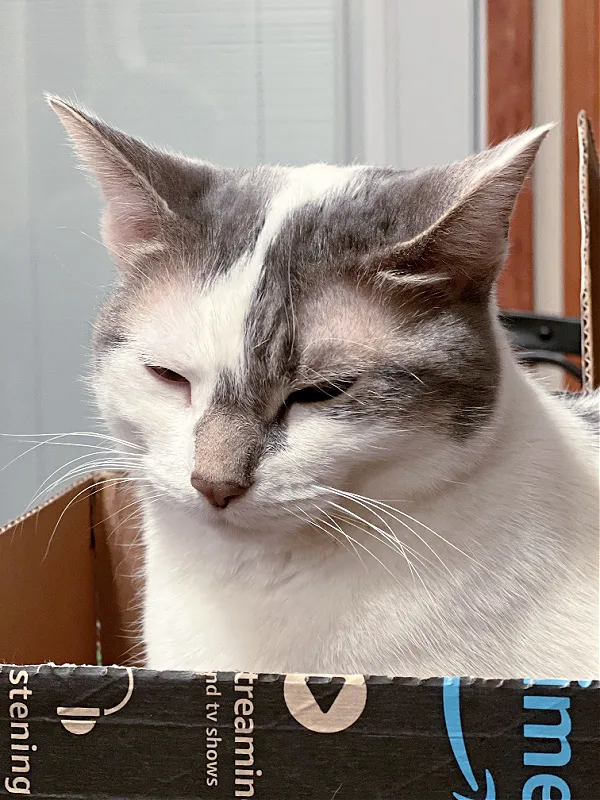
<box><xmin>147</xmin><ymin>365</ymin><xmax>189</xmax><ymax>384</ymax></box>
<box><xmin>285</xmin><ymin>379</ymin><xmax>356</xmax><ymax>407</ymax></box>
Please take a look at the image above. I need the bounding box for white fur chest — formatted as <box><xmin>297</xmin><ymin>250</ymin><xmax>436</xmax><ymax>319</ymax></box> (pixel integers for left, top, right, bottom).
<box><xmin>141</xmin><ymin>451</ymin><xmax>599</xmax><ymax>681</ymax></box>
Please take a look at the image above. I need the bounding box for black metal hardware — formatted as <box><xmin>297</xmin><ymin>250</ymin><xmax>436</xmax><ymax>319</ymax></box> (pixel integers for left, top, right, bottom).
<box><xmin>499</xmin><ymin>310</ymin><xmax>581</xmax><ymax>356</ymax></box>
<box><xmin>498</xmin><ymin>310</ymin><xmax>582</xmax><ymax>385</ymax></box>
<box><xmin>515</xmin><ymin>350</ymin><xmax>583</xmax><ymax>383</ymax></box>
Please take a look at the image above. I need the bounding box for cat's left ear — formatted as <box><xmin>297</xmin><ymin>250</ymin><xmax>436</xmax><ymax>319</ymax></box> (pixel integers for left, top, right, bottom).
<box><xmin>374</xmin><ymin>124</ymin><xmax>553</xmax><ymax>299</ymax></box>
<box><xmin>46</xmin><ymin>94</ymin><xmax>212</xmax><ymax>271</ymax></box>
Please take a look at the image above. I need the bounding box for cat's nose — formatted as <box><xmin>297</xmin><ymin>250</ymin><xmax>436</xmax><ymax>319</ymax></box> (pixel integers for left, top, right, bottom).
<box><xmin>190</xmin><ymin>473</ymin><xmax>249</xmax><ymax>508</ymax></box>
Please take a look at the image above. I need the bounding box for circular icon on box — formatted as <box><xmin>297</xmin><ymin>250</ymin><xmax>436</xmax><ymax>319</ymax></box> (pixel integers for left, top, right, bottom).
<box><xmin>283</xmin><ymin>674</ymin><xmax>367</xmax><ymax>733</ymax></box>
<box><xmin>57</xmin><ymin>667</ymin><xmax>134</xmax><ymax>735</ymax></box>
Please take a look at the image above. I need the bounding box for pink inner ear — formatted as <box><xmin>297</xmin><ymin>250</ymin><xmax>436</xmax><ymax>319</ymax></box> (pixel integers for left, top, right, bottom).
<box><xmin>102</xmin><ymin>203</ymin><xmax>162</xmax><ymax>253</ymax></box>
<box><xmin>47</xmin><ymin>98</ymin><xmax>170</xmax><ymax>263</ymax></box>
<box><xmin>98</xmin><ymin>169</ymin><xmax>169</xmax><ymax>262</ymax></box>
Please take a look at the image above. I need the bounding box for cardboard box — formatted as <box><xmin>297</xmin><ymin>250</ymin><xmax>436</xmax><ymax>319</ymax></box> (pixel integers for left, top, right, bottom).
<box><xmin>578</xmin><ymin>110</ymin><xmax>600</xmax><ymax>391</ymax></box>
<box><xmin>1</xmin><ymin>115</ymin><xmax>599</xmax><ymax>798</ymax></box>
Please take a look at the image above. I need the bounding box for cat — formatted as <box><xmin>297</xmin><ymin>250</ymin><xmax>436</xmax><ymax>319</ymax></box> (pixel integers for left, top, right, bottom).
<box><xmin>48</xmin><ymin>95</ymin><xmax>599</xmax><ymax>680</ymax></box>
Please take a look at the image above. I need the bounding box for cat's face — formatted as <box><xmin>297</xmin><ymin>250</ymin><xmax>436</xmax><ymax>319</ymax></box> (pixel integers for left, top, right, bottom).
<box><xmin>49</xmin><ymin>96</ymin><xmax>549</xmax><ymax>534</ymax></box>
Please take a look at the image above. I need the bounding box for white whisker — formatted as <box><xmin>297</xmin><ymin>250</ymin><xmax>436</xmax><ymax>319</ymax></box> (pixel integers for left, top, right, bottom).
<box><xmin>322</xmin><ymin>486</ymin><xmax>481</xmax><ymax>567</ymax></box>
<box><xmin>323</xmin><ymin>487</ymin><xmax>452</xmax><ymax>574</ymax></box>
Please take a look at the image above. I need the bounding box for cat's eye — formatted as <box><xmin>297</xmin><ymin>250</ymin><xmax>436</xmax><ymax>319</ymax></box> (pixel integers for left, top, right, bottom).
<box><xmin>147</xmin><ymin>365</ymin><xmax>189</xmax><ymax>384</ymax></box>
<box><xmin>285</xmin><ymin>379</ymin><xmax>356</xmax><ymax>407</ymax></box>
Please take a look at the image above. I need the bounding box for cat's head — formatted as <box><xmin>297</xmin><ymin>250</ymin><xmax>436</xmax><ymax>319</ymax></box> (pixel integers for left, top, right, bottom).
<box><xmin>48</xmin><ymin>95</ymin><xmax>549</xmax><ymax>536</ymax></box>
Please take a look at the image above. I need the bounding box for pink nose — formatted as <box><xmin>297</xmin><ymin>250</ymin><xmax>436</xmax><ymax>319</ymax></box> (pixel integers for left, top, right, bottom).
<box><xmin>191</xmin><ymin>474</ymin><xmax>249</xmax><ymax>508</ymax></box>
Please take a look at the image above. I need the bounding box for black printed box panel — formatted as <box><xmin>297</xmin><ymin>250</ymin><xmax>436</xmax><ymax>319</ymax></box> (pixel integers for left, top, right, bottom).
<box><xmin>0</xmin><ymin>666</ymin><xmax>598</xmax><ymax>799</ymax></box>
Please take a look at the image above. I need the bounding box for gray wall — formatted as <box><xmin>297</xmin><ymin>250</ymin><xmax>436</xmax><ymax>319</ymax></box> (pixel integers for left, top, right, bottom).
<box><xmin>0</xmin><ymin>0</ymin><xmax>481</xmax><ymax>525</ymax></box>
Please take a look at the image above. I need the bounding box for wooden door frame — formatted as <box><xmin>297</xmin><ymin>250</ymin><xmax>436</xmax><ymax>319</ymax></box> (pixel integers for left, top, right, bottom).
<box><xmin>487</xmin><ymin>0</ymin><xmax>534</xmax><ymax>311</ymax></box>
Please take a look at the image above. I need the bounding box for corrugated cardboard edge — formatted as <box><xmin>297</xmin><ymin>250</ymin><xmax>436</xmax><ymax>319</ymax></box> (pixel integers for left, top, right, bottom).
<box><xmin>0</xmin><ymin>474</ymin><xmax>93</xmax><ymax>536</ymax></box>
<box><xmin>577</xmin><ymin>110</ymin><xmax>600</xmax><ymax>391</ymax></box>
<box><xmin>3</xmin><ymin>664</ymin><xmax>598</xmax><ymax>689</ymax></box>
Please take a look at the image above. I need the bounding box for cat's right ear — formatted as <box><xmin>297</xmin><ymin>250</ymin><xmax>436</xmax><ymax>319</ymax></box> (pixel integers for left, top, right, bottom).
<box><xmin>46</xmin><ymin>94</ymin><xmax>208</xmax><ymax>271</ymax></box>
<box><xmin>368</xmin><ymin>125</ymin><xmax>552</xmax><ymax>301</ymax></box>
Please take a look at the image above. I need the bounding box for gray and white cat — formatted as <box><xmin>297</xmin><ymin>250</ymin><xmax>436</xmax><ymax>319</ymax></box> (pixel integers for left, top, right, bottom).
<box><xmin>49</xmin><ymin>96</ymin><xmax>599</xmax><ymax>679</ymax></box>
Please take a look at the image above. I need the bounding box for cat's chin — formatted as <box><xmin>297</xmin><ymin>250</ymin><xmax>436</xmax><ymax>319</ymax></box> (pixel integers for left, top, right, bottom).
<box><xmin>156</xmin><ymin>491</ymin><xmax>310</xmax><ymax>539</ymax></box>
<box><xmin>209</xmin><ymin>506</ymin><xmax>311</xmax><ymax>540</ymax></box>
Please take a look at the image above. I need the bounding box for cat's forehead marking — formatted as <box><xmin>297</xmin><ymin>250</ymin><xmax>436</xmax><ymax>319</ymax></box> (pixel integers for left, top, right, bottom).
<box><xmin>209</xmin><ymin>163</ymin><xmax>359</xmax><ymax>372</ymax></box>
<box><xmin>136</xmin><ymin>164</ymin><xmax>360</xmax><ymax>381</ymax></box>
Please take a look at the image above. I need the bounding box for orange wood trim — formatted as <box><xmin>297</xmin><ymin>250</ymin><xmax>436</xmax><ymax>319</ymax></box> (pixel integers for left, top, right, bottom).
<box><xmin>487</xmin><ymin>0</ymin><xmax>534</xmax><ymax>311</ymax></box>
<box><xmin>563</xmin><ymin>0</ymin><xmax>599</xmax><ymax>318</ymax></box>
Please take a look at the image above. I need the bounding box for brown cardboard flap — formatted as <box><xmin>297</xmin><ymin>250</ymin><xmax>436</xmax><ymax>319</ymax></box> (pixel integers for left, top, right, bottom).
<box><xmin>577</xmin><ymin>110</ymin><xmax>600</xmax><ymax>390</ymax></box>
<box><xmin>0</xmin><ymin>478</ymin><xmax>97</xmax><ymax>665</ymax></box>
<box><xmin>0</xmin><ymin>473</ymin><xmax>145</xmax><ymax>668</ymax></box>
<box><xmin>91</xmin><ymin>473</ymin><xmax>145</xmax><ymax>666</ymax></box>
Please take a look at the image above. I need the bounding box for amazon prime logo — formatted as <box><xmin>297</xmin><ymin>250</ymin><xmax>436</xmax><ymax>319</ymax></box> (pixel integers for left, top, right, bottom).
<box><xmin>443</xmin><ymin>677</ymin><xmax>495</xmax><ymax>800</ymax></box>
<box><xmin>444</xmin><ymin>676</ymin><xmax>593</xmax><ymax>800</ymax></box>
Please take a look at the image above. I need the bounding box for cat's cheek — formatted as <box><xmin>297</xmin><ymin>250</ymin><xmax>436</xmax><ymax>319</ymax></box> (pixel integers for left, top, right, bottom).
<box><xmin>265</xmin><ymin>412</ymin><xmax>388</xmax><ymax>485</ymax></box>
<box><xmin>93</xmin><ymin>355</ymin><xmax>198</xmax><ymax>497</ymax></box>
